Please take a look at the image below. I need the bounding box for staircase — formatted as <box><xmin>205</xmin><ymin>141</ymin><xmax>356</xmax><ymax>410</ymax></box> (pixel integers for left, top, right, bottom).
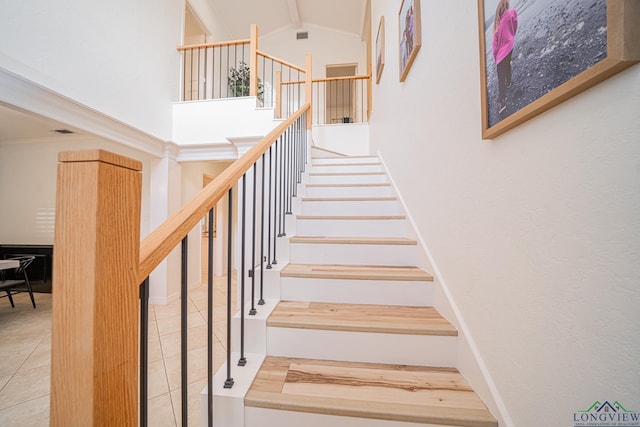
<box><xmin>211</xmin><ymin>149</ymin><xmax>498</xmax><ymax>427</ymax></box>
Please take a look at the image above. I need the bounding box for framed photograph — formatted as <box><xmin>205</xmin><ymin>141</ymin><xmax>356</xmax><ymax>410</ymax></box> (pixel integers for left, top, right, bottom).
<box><xmin>399</xmin><ymin>0</ymin><xmax>422</xmax><ymax>82</ymax></box>
<box><xmin>376</xmin><ymin>16</ymin><xmax>385</xmax><ymax>84</ymax></box>
<box><xmin>478</xmin><ymin>0</ymin><xmax>640</xmax><ymax>139</ymax></box>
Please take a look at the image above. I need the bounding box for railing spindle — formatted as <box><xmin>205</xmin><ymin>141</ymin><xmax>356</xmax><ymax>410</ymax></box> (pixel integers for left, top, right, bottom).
<box><xmin>207</xmin><ymin>209</ymin><xmax>214</xmax><ymax>427</ymax></box>
<box><xmin>267</xmin><ymin>147</ymin><xmax>273</xmax><ymax>269</ymax></box>
<box><xmin>139</xmin><ymin>277</ymin><xmax>149</xmax><ymax>427</ymax></box>
<box><xmin>259</xmin><ymin>153</ymin><xmax>266</xmax><ymax>305</ymax></box>
<box><xmin>224</xmin><ymin>187</ymin><xmax>234</xmax><ymax>389</ymax></box>
<box><xmin>250</xmin><ymin>163</ymin><xmax>257</xmax><ymax>316</ymax></box>
<box><xmin>180</xmin><ymin>236</ymin><xmax>188</xmax><ymax>426</ymax></box>
<box><xmin>239</xmin><ymin>175</ymin><xmax>247</xmax><ymax>366</ymax></box>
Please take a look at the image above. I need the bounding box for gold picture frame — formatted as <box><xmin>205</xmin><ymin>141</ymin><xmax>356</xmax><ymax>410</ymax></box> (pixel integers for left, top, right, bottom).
<box><xmin>399</xmin><ymin>0</ymin><xmax>421</xmax><ymax>82</ymax></box>
<box><xmin>478</xmin><ymin>0</ymin><xmax>640</xmax><ymax>139</ymax></box>
<box><xmin>376</xmin><ymin>16</ymin><xmax>385</xmax><ymax>84</ymax></box>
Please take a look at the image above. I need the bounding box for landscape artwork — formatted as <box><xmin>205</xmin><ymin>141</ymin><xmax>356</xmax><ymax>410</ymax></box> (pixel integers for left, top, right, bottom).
<box><xmin>480</xmin><ymin>0</ymin><xmax>607</xmax><ymax>130</ymax></box>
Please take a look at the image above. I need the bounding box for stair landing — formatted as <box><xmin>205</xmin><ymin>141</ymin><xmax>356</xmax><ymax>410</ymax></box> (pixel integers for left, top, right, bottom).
<box><xmin>245</xmin><ymin>356</ymin><xmax>498</xmax><ymax>427</ymax></box>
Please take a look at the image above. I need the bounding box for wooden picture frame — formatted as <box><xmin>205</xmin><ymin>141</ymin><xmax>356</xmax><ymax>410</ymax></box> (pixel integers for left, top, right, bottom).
<box><xmin>399</xmin><ymin>0</ymin><xmax>421</xmax><ymax>82</ymax></box>
<box><xmin>478</xmin><ymin>0</ymin><xmax>640</xmax><ymax>139</ymax></box>
<box><xmin>376</xmin><ymin>16</ymin><xmax>385</xmax><ymax>84</ymax></box>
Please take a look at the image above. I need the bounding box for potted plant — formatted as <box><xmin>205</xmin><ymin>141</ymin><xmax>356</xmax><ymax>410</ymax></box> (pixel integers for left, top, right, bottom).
<box><xmin>228</xmin><ymin>61</ymin><xmax>264</xmax><ymax>105</ymax></box>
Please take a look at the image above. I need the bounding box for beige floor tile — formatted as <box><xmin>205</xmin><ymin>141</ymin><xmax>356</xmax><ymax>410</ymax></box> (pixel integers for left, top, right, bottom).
<box><xmin>148</xmin><ymin>319</ymin><xmax>159</xmax><ymax>340</ymax></box>
<box><xmin>20</xmin><ymin>335</ymin><xmax>51</xmax><ymax>372</ymax></box>
<box><xmin>0</xmin><ymin>365</ymin><xmax>50</xmax><ymax>410</ymax></box>
<box><xmin>147</xmin><ymin>359</ymin><xmax>170</xmax><ymax>400</ymax></box>
<box><xmin>169</xmin><ymin>378</ymin><xmax>208</xmax><ymax>427</ymax></box>
<box><xmin>147</xmin><ymin>392</ymin><xmax>177</xmax><ymax>427</ymax></box>
<box><xmin>0</xmin><ymin>394</ymin><xmax>49</xmax><ymax>427</ymax></box>
<box><xmin>148</xmin><ymin>337</ymin><xmax>164</xmax><ymax>363</ymax></box>
<box><xmin>156</xmin><ymin>312</ymin><xmax>207</xmax><ymax>337</ymax></box>
<box><xmin>0</xmin><ymin>376</ymin><xmax>9</xmax><ymax>391</ymax></box>
<box><xmin>153</xmin><ymin>298</ymin><xmax>199</xmax><ymax>321</ymax></box>
<box><xmin>164</xmin><ymin>347</ymin><xmax>210</xmax><ymax>391</ymax></box>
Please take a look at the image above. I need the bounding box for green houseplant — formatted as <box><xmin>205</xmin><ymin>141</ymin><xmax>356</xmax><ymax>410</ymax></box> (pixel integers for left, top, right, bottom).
<box><xmin>228</xmin><ymin>61</ymin><xmax>264</xmax><ymax>104</ymax></box>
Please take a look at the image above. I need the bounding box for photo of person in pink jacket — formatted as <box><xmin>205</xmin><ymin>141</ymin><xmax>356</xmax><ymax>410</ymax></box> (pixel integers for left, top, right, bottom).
<box><xmin>492</xmin><ymin>0</ymin><xmax>518</xmax><ymax>114</ymax></box>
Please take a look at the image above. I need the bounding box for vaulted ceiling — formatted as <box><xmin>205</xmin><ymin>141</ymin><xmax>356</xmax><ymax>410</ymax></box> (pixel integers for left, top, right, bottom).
<box><xmin>210</xmin><ymin>0</ymin><xmax>369</xmax><ymax>39</ymax></box>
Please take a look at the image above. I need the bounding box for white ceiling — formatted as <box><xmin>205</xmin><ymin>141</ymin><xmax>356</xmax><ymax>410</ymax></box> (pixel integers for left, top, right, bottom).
<box><xmin>211</xmin><ymin>0</ymin><xmax>368</xmax><ymax>39</ymax></box>
<box><xmin>0</xmin><ymin>104</ymin><xmax>83</xmax><ymax>143</ymax></box>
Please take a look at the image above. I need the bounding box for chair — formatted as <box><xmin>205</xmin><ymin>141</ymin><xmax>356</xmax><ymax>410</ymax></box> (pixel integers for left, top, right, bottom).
<box><xmin>0</xmin><ymin>256</ymin><xmax>36</xmax><ymax>308</ymax></box>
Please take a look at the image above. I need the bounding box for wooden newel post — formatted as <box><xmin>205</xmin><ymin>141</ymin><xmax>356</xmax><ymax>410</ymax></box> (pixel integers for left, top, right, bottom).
<box><xmin>250</xmin><ymin>24</ymin><xmax>259</xmax><ymax>98</ymax></box>
<box><xmin>51</xmin><ymin>150</ymin><xmax>142</xmax><ymax>426</ymax></box>
<box><xmin>305</xmin><ymin>54</ymin><xmax>312</xmax><ymax>130</ymax></box>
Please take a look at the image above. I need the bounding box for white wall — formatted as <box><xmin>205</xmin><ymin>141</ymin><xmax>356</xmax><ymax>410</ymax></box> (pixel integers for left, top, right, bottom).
<box><xmin>260</xmin><ymin>25</ymin><xmax>367</xmax><ymax>80</ymax></box>
<box><xmin>0</xmin><ymin>136</ymin><xmax>152</xmax><ymax>245</ymax></box>
<box><xmin>370</xmin><ymin>1</ymin><xmax>640</xmax><ymax>426</ymax></box>
<box><xmin>181</xmin><ymin>160</ymin><xmax>234</xmax><ymax>285</ymax></box>
<box><xmin>0</xmin><ymin>0</ymin><xmax>186</xmax><ymax>141</ymax></box>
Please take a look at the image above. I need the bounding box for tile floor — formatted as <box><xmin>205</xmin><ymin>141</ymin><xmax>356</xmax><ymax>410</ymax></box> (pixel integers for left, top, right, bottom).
<box><xmin>0</xmin><ymin>273</ymin><xmax>236</xmax><ymax>427</ymax></box>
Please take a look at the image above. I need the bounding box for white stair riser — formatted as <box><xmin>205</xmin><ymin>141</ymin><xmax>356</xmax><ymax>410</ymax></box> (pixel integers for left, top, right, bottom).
<box><xmin>301</xmin><ymin>200</ymin><xmax>400</xmax><ymax>216</ymax></box>
<box><xmin>208</xmin><ymin>352</ymin><xmax>266</xmax><ymax>427</ymax></box>
<box><xmin>230</xmin><ymin>299</ymin><xmax>278</xmax><ymax>355</ymax></box>
<box><xmin>280</xmin><ymin>277</ymin><xmax>433</xmax><ymax>306</ymax></box>
<box><xmin>289</xmin><ymin>242</ymin><xmax>417</xmax><ymax>266</ymax></box>
<box><xmin>296</xmin><ymin>218</ymin><xmax>407</xmax><ymax>238</ymax></box>
<box><xmin>304</xmin><ymin>185</ymin><xmax>394</xmax><ymax>198</ymax></box>
<box><xmin>266</xmin><ymin>328</ymin><xmax>457</xmax><ymax>367</ymax></box>
<box><xmin>246</xmin><ymin>407</ymin><xmax>448</xmax><ymax>427</ymax></box>
<box><xmin>311</xmin><ymin>157</ymin><xmax>379</xmax><ymax>165</ymax></box>
<box><xmin>308</xmin><ymin>174</ymin><xmax>388</xmax><ymax>185</ymax></box>
<box><xmin>310</xmin><ymin>164</ymin><xmax>383</xmax><ymax>174</ymax></box>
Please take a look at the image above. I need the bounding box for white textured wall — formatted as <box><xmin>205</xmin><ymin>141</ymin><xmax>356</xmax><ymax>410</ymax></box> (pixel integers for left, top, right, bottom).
<box><xmin>0</xmin><ymin>137</ymin><xmax>152</xmax><ymax>245</ymax></box>
<box><xmin>370</xmin><ymin>1</ymin><xmax>640</xmax><ymax>426</ymax></box>
<box><xmin>0</xmin><ymin>0</ymin><xmax>185</xmax><ymax>141</ymax></box>
<box><xmin>260</xmin><ymin>25</ymin><xmax>367</xmax><ymax>80</ymax></box>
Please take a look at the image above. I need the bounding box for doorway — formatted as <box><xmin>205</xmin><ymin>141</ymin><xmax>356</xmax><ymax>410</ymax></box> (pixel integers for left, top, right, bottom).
<box><xmin>325</xmin><ymin>64</ymin><xmax>357</xmax><ymax>124</ymax></box>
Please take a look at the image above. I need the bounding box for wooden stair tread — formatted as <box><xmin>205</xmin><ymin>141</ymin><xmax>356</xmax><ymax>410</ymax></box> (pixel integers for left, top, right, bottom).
<box><xmin>306</xmin><ymin>183</ymin><xmax>391</xmax><ymax>187</ymax></box>
<box><xmin>301</xmin><ymin>196</ymin><xmax>396</xmax><ymax>202</ymax></box>
<box><xmin>281</xmin><ymin>263</ymin><xmax>434</xmax><ymax>281</ymax></box>
<box><xmin>309</xmin><ymin>171</ymin><xmax>386</xmax><ymax>176</ymax></box>
<box><xmin>290</xmin><ymin>236</ymin><xmax>417</xmax><ymax>245</ymax></box>
<box><xmin>246</xmin><ymin>357</ymin><xmax>497</xmax><ymax>427</ymax></box>
<box><xmin>268</xmin><ymin>302</ymin><xmax>457</xmax><ymax>336</ymax></box>
<box><xmin>311</xmin><ymin>162</ymin><xmax>381</xmax><ymax>167</ymax></box>
<box><xmin>296</xmin><ymin>215</ymin><xmax>405</xmax><ymax>220</ymax></box>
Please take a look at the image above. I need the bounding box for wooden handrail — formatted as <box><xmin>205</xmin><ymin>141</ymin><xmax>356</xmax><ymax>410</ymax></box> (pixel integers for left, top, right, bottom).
<box><xmin>313</xmin><ymin>75</ymin><xmax>371</xmax><ymax>83</ymax></box>
<box><xmin>138</xmin><ymin>103</ymin><xmax>311</xmax><ymax>281</ymax></box>
<box><xmin>176</xmin><ymin>39</ymin><xmax>250</xmax><ymax>51</ymax></box>
<box><xmin>281</xmin><ymin>75</ymin><xmax>371</xmax><ymax>86</ymax></box>
<box><xmin>257</xmin><ymin>50</ymin><xmax>307</xmax><ymax>73</ymax></box>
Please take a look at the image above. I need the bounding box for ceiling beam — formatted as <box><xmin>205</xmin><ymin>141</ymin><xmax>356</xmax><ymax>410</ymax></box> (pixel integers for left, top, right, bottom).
<box><xmin>287</xmin><ymin>0</ymin><xmax>301</xmax><ymax>28</ymax></box>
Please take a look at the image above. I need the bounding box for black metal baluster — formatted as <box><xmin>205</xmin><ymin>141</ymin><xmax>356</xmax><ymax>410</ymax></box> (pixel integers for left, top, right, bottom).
<box><xmin>181</xmin><ymin>236</ymin><xmax>188</xmax><ymax>426</ymax></box>
<box><xmin>204</xmin><ymin>47</ymin><xmax>208</xmax><ymax>100</ymax></box>
<box><xmin>139</xmin><ymin>277</ymin><xmax>149</xmax><ymax>427</ymax></box>
<box><xmin>190</xmin><ymin>48</ymin><xmax>194</xmax><ymax>100</ymax></box>
<box><xmin>207</xmin><ymin>209</ymin><xmax>214</xmax><ymax>426</ymax></box>
<box><xmin>250</xmin><ymin>163</ymin><xmax>257</xmax><ymax>316</ymax></box>
<box><xmin>182</xmin><ymin>51</ymin><xmax>187</xmax><ymax>101</ymax></box>
<box><xmin>212</xmin><ymin>46</ymin><xmax>216</xmax><ymax>99</ymax></box>
<box><xmin>285</xmin><ymin>130</ymin><xmax>292</xmax><ymax>215</ymax></box>
<box><xmin>239</xmin><ymin>175</ymin><xmax>247</xmax><ymax>366</ymax></box>
<box><xmin>224</xmin><ymin>188</ymin><xmax>234</xmax><ymax>389</ymax></box>
<box><xmin>267</xmin><ymin>147</ymin><xmax>273</xmax><ymax>269</ymax></box>
<box><xmin>197</xmin><ymin>48</ymin><xmax>201</xmax><ymax>100</ymax></box>
<box><xmin>292</xmin><ymin>122</ymin><xmax>298</xmax><ymax>197</ymax></box>
<box><xmin>277</xmin><ymin>136</ymin><xmax>284</xmax><ymax>238</ymax></box>
<box><xmin>259</xmin><ymin>153</ymin><xmax>266</xmax><ymax>306</ymax></box>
